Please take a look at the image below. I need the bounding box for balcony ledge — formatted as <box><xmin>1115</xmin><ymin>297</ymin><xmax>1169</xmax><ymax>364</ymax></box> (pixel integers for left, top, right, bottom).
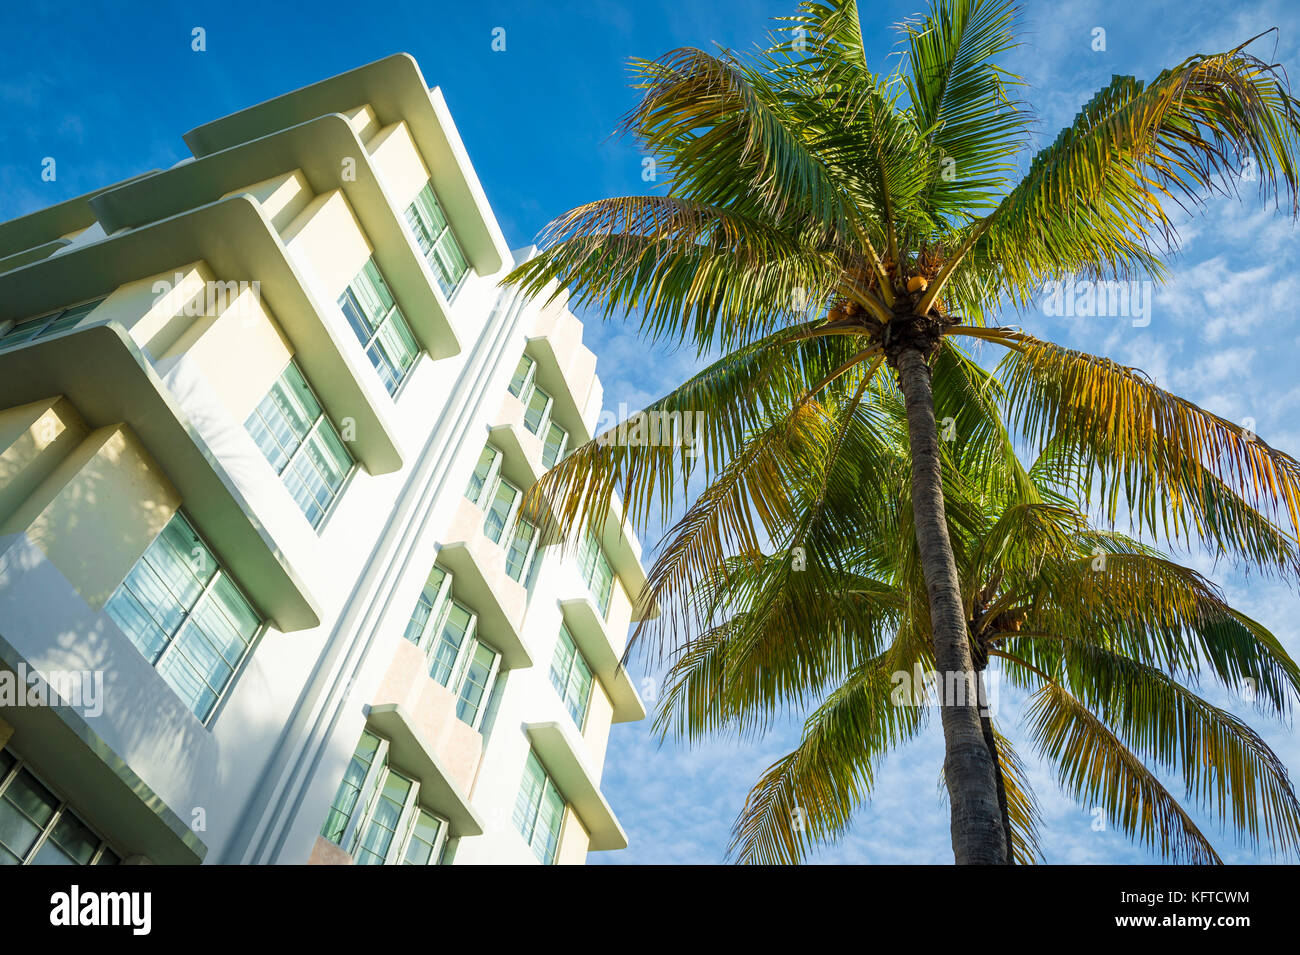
<box><xmin>0</xmin><ymin>322</ymin><xmax>321</xmax><ymax>632</ymax></box>
<box><xmin>434</xmin><ymin>539</ymin><xmax>532</xmax><ymax>670</ymax></box>
<box><xmin>182</xmin><ymin>53</ymin><xmax>510</xmax><ymax>277</ymax></box>
<box><xmin>559</xmin><ymin>597</ymin><xmax>645</xmax><ymax>723</ymax></box>
<box><xmin>0</xmin><ymin>193</ymin><xmax>405</xmax><ymax>477</ymax></box>
<box><xmin>90</xmin><ymin>113</ymin><xmax>461</xmax><ymax>361</ymax></box>
<box><xmin>524</xmin><ymin>721</ymin><xmax>627</xmax><ymax>851</ymax></box>
<box><xmin>365</xmin><ymin>703</ymin><xmax>485</xmax><ymax>838</ymax></box>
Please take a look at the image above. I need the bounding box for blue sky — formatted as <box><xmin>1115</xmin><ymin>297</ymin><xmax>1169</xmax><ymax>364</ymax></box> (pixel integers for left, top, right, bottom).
<box><xmin>4</xmin><ymin>0</ymin><xmax>1300</xmax><ymax>864</ymax></box>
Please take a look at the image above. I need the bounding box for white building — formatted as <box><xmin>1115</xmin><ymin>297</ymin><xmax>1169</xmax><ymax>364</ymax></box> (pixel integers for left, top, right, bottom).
<box><xmin>0</xmin><ymin>53</ymin><xmax>648</xmax><ymax>866</ymax></box>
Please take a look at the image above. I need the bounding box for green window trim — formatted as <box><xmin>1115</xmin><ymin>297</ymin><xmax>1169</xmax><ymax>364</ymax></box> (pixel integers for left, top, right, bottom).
<box><xmin>512</xmin><ymin>749</ymin><xmax>566</xmax><ymax>865</ymax></box>
<box><xmin>338</xmin><ymin>258</ymin><xmax>421</xmax><ymax>396</ymax></box>
<box><xmin>105</xmin><ymin>511</ymin><xmax>263</xmax><ymax>722</ymax></box>
<box><xmin>321</xmin><ymin>732</ymin><xmax>451</xmax><ymax>866</ymax></box>
<box><xmin>578</xmin><ymin>531</ymin><xmax>616</xmax><ymax>617</ymax></box>
<box><xmin>405</xmin><ymin>182</ymin><xmax>470</xmax><ymax>298</ymax></box>
<box><xmin>465</xmin><ymin>441</ymin><xmax>545</xmax><ymax>587</ymax></box>
<box><xmin>549</xmin><ymin>624</ymin><xmax>594</xmax><ymax>729</ymax></box>
<box><xmin>0</xmin><ymin>748</ymin><xmax>121</xmax><ymax>866</ymax></box>
<box><xmin>0</xmin><ymin>298</ymin><xmax>104</xmax><ymax>350</ymax></box>
<box><xmin>245</xmin><ymin>360</ymin><xmax>356</xmax><ymax>529</ymax></box>
<box><xmin>402</xmin><ymin>566</ymin><xmax>502</xmax><ymax>730</ymax></box>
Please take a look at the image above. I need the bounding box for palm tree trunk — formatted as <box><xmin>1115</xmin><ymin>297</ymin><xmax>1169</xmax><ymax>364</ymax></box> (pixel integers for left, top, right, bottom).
<box><xmin>894</xmin><ymin>346</ymin><xmax>1007</xmax><ymax>865</ymax></box>
<box><xmin>976</xmin><ymin>667</ymin><xmax>1015</xmax><ymax>863</ymax></box>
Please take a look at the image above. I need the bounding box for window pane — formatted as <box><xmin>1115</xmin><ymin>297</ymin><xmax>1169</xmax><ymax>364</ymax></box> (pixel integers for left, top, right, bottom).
<box><xmin>504</xmin><ymin>520</ymin><xmax>536</xmax><ymax>582</ymax></box>
<box><xmin>465</xmin><ymin>445</ymin><xmax>499</xmax><ymax>505</ymax></box>
<box><xmin>430</xmin><ymin>603</ymin><xmax>472</xmax><ymax>686</ymax></box>
<box><xmin>512</xmin><ymin>751</ymin><xmax>546</xmax><ymax>840</ymax></box>
<box><xmin>39</xmin><ymin>300</ymin><xmax>103</xmax><ymax>339</ymax></box>
<box><xmin>579</xmin><ymin>532</ymin><xmax>616</xmax><ymax>616</ymax></box>
<box><xmin>535</xmin><ymin>783</ymin><xmax>565</xmax><ymax>864</ymax></box>
<box><xmin>403</xmin><ymin>567</ymin><xmax>446</xmax><ymax>647</ymax></box>
<box><xmin>321</xmin><ymin>732</ymin><xmax>380</xmax><ymax>843</ymax></box>
<box><xmin>523</xmin><ymin>388</ymin><xmax>550</xmax><ymax>435</ymax></box>
<box><xmin>355</xmin><ymin>772</ymin><xmax>411</xmax><ymax>865</ymax></box>
<box><xmin>402</xmin><ymin>810</ymin><xmax>443</xmax><ymax>865</ymax></box>
<box><xmin>156</xmin><ymin>647</ymin><xmax>220</xmax><ymax>720</ymax></box>
<box><xmin>0</xmin><ymin>769</ymin><xmax>58</xmax><ymax>863</ymax></box>
<box><xmin>542</xmin><ymin>423</ymin><xmax>567</xmax><ymax>468</ymax></box>
<box><xmin>407</xmin><ymin>184</ymin><xmax>468</xmax><ymax>296</ymax></box>
<box><xmin>483</xmin><ymin>481</ymin><xmax>518</xmax><ymax>545</ymax></box>
<box><xmin>455</xmin><ymin>642</ymin><xmax>498</xmax><ymax>726</ymax></box>
<box><xmin>0</xmin><ymin>314</ymin><xmax>55</xmax><ymax>346</ymax></box>
<box><xmin>508</xmin><ymin>355</ymin><xmax>535</xmax><ymax>398</ymax></box>
<box><xmin>105</xmin><ymin>512</ymin><xmax>263</xmax><ymax>722</ymax></box>
<box><xmin>35</xmin><ymin>811</ymin><xmax>99</xmax><ymax>865</ymax></box>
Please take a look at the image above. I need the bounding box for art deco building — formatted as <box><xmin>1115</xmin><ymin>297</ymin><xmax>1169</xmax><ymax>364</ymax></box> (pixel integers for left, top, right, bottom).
<box><xmin>0</xmin><ymin>54</ymin><xmax>647</xmax><ymax>865</ymax></box>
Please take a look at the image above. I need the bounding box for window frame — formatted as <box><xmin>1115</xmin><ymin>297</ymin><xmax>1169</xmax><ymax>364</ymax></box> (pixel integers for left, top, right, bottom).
<box><xmin>245</xmin><ymin>359</ymin><xmax>357</xmax><ymax>530</ymax></box>
<box><xmin>404</xmin><ymin>181</ymin><xmax>471</xmax><ymax>299</ymax></box>
<box><xmin>337</xmin><ymin>258</ymin><xmax>421</xmax><ymax>396</ymax></box>
<box><xmin>521</xmin><ymin>384</ymin><xmax>554</xmax><ymax>438</ymax></box>
<box><xmin>105</xmin><ymin>511</ymin><xmax>265</xmax><ymax>724</ymax></box>
<box><xmin>0</xmin><ymin>298</ymin><xmax>104</xmax><ymax>351</ymax></box>
<box><xmin>0</xmin><ymin>750</ymin><xmax>121</xmax><ymax>865</ymax></box>
<box><xmin>541</xmin><ymin>420</ymin><xmax>569</xmax><ymax>469</ymax></box>
<box><xmin>327</xmin><ymin>733</ymin><xmax>452</xmax><ymax>866</ymax></box>
<box><xmin>578</xmin><ymin>531</ymin><xmax>616</xmax><ymax>618</ymax></box>
<box><xmin>548</xmin><ymin>624</ymin><xmax>594</xmax><ymax>730</ymax></box>
<box><xmin>402</xmin><ymin>567</ymin><xmax>503</xmax><ymax>731</ymax></box>
<box><xmin>507</xmin><ymin>354</ymin><xmax>537</xmax><ymax>401</ymax></box>
<box><xmin>513</xmin><ymin>749</ymin><xmax>566</xmax><ymax>865</ymax></box>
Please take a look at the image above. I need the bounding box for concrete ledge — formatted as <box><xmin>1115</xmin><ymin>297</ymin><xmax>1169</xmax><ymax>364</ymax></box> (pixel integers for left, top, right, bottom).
<box><xmin>366</xmin><ymin>703</ymin><xmax>485</xmax><ymax>837</ymax></box>
<box><xmin>0</xmin><ymin>633</ymin><xmax>207</xmax><ymax>864</ymax></box>
<box><xmin>524</xmin><ymin>720</ymin><xmax>626</xmax><ymax>851</ymax></box>
<box><xmin>182</xmin><ymin>53</ymin><xmax>510</xmax><ymax>276</ymax></box>
<box><xmin>91</xmin><ymin>114</ymin><xmax>462</xmax><ymax>360</ymax></box>
<box><xmin>559</xmin><ymin>597</ymin><xmax>646</xmax><ymax>723</ymax></box>
<box><xmin>0</xmin><ymin>193</ymin><xmax>404</xmax><ymax>478</ymax></box>
<box><xmin>0</xmin><ymin>323</ymin><xmax>321</xmax><ymax>631</ymax></box>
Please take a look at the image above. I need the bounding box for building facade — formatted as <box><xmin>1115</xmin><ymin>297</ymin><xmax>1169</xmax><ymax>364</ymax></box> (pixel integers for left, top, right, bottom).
<box><xmin>0</xmin><ymin>54</ymin><xmax>647</xmax><ymax>866</ymax></box>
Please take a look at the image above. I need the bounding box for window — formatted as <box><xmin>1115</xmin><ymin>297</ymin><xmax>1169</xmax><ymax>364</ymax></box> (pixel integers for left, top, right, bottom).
<box><xmin>354</xmin><ymin>770</ymin><xmax>415</xmax><ymax>865</ymax></box>
<box><xmin>405</xmin><ymin>182</ymin><xmax>469</xmax><ymax>297</ymax></box>
<box><xmin>0</xmin><ymin>299</ymin><xmax>103</xmax><ymax>350</ymax></box>
<box><xmin>105</xmin><ymin>512</ymin><xmax>262</xmax><ymax>721</ymax></box>
<box><xmin>578</xmin><ymin>531</ymin><xmax>616</xmax><ymax>617</ymax></box>
<box><xmin>338</xmin><ymin>258</ymin><xmax>420</xmax><ymax>395</ymax></box>
<box><xmin>320</xmin><ymin>732</ymin><xmax>450</xmax><ymax>866</ymax></box>
<box><xmin>465</xmin><ymin>441</ymin><xmax>544</xmax><ymax>585</ymax></box>
<box><xmin>402</xmin><ymin>567</ymin><xmax>502</xmax><ymax>730</ymax></box>
<box><xmin>542</xmin><ymin>421</ymin><xmax>569</xmax><ymax>469</ymax></box>
<box><xmin>512</xmin><ymin>750</ymin><xmax>565</xmax><ymax>865</ymax></box>
<box><xmin>482</xmin><ymin>479</ymin><xmax>519</xmax><ymax>545</ymax></box>
<box><xmin>507</xmin><ymin>354</ymin><xmax>537</xmax><ymax>400</ymax></box>
<box><xmin>549</xmin><ymin>624</ymin><xmax>593</xmax><ymax>728</ymax></box>
<box><xmin>464</xmin><ymin>444</ymin><xmax>503</xmax><ymax>507</ymax></box>
<box><xmin>245</xmin><ymin>361</ymin><xmax>355</xmax><ymax>528</ymax></box>
<box><xmin>504</xmin><ymin>517</ymin><xmax>540</xmax><ymax>584</ymax></box>
<box><xmin>320</xmin><ymin>731</ymin><xmax>380</xmax><ymax>845</ymax></box>
<box><xmin>0</xmin><ymin>749</ymin><xmax>120</xmax><ymax>865</ymax></box>
<box><xmin>402</xmin><ymin>810</ymin><xmax>446</xmax><ymax>865</ymax></box>
<box><xmin>522</xmin><ymin>386</ymin><xmax>553</xmax><ymax>437</ymax></box>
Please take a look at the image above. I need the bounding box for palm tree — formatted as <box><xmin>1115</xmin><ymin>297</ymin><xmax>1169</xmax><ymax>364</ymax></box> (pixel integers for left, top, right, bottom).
<box><xmin>506</xmin><ymin>0</ymin><xmax>1300</xmax><ymax>863</ymax></box>
<box><xmin>652</xmin><ymin>370</ymin><xmax>1300</xmax><ymax>863</ymax></box>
